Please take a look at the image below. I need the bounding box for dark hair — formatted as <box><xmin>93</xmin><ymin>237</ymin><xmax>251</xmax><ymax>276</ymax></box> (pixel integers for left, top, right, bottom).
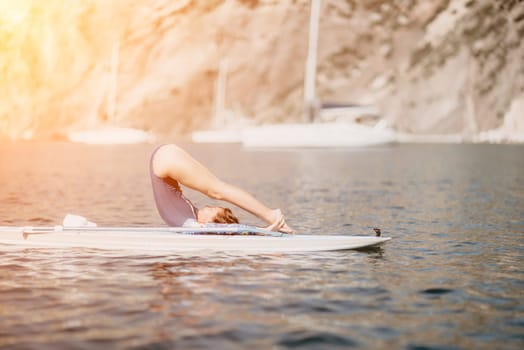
<box><xmin>212</xmin><ymin>207</ymin><xmax>239</xmax><ymax>224</ymax></box>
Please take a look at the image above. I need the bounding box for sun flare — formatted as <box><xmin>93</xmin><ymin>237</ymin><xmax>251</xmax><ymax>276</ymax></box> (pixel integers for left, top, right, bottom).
<box><xmin>0</xmin><ymin>0</ymin><xmax>29</xmax><ymax>27</ymax></box>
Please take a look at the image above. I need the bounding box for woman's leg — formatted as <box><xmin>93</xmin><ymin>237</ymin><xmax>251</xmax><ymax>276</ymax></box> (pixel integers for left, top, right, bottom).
<box><xmin>153</xmin><ymin>144</ymin><xmax>225</xmax><ymax>197</ymax></box>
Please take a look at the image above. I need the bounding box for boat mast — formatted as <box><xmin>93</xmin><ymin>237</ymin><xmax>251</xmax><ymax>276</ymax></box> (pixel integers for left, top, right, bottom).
<box><xmin>303</xmin><ymin>0</ymin><xmax>321</xmax><ymax>122</ymax></box>
<box><xmin>214</xmin><ymin>59</ymin><xmax>228</xmax><ymax>128</ymax></box>
<box><xmin>107</xmin><ymin>40</ymin><xmax>120</xmax><ymax>123</ymax></box>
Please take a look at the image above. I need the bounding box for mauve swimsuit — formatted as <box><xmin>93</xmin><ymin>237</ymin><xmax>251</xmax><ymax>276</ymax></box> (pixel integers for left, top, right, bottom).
<box><xmin>150</xmin><ymin>145</ymin><xmax>198</xmax><ymax>226</ymax></box>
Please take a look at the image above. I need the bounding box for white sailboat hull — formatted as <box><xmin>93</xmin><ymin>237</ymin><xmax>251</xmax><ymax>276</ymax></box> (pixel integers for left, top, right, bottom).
<box><xmin>191</xmin><ymin>129</ymin><xmax>242</xmax><ymax>143</ymax></box>
<box><xmin>242</xmin><ymin>122</ymin><xmax>396</xmax><ymax>148</ymax></box>
<box><xmin>67</xmin><ymin>127</ymin><xmax>154</xmax><ymax>145</ymax></box>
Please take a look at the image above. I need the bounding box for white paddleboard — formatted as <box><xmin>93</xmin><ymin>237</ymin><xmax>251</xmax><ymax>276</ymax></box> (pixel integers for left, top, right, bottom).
<box><xmin>0</xmin><ymin>228</ymin><xmax>390</xmax><ymax>253</ymax></box>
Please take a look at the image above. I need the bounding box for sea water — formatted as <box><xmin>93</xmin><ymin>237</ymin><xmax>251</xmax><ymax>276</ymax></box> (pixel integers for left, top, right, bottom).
<box><xmin>0</xmin><ymin>142</ymin><xmax>522</xmax><ymax>349</ymax></box>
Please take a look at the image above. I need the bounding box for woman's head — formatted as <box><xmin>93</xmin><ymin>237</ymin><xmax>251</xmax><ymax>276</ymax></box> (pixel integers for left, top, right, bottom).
<box><xmin>197</xmin><ymin>206</ymin><xmax>239</xmax><ymax>224</ymax></box>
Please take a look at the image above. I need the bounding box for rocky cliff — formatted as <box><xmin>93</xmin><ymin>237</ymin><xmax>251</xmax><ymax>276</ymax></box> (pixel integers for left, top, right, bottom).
<box><xmin>0</xmin><ymin>0</ymin><xmax>522</xmax><ymax>142</ymax></box>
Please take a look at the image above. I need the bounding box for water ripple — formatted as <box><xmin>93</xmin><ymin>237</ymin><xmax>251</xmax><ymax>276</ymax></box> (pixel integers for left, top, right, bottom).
<box><xmin>0</xmin><ymin>143</ymin><xmax>523</xmax><ymax>349</ymax></box>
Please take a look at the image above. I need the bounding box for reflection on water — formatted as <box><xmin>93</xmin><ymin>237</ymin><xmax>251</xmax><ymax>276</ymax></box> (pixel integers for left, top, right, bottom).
<box><xmin>0</xmin><ymin>142</ymin><xmax>523</xmax><ymax>349</ymax></box>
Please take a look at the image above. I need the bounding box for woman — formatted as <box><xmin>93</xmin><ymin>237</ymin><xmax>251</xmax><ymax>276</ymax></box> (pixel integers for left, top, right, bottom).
<box><xmin>150</xmin><ymin>144</ymin><xmax>293</xmax><ymax>233</ymax></box>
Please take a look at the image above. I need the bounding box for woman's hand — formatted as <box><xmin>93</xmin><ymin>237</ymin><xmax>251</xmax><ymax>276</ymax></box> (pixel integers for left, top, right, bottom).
<box><xmin>265</xmin><ymin>209</ymin><xmax>295</xmax><ymax>234</ymax></box>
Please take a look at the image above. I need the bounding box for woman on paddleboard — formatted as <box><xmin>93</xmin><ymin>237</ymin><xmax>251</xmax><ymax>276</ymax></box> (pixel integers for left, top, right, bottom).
<box><xmin>150</xmin><ymin>144</ymin><xmax>293</xmax><ymax>233</ymax></box>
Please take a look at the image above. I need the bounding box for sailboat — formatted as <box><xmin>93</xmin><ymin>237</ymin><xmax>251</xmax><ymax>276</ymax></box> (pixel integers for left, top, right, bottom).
<box><xmin>67</xmin><ymin>41</ymin><xmax>154</xmax><ymax>145</ymax></box>
<box><xmin>191</xmin><ymin>60</ymin><xmax>246</xmax><ymax>143</ymax></box>
<box><xmin>241</xmin><ymin>0</ymin><xmax>395</xmax><ymax>148</ymax></box>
